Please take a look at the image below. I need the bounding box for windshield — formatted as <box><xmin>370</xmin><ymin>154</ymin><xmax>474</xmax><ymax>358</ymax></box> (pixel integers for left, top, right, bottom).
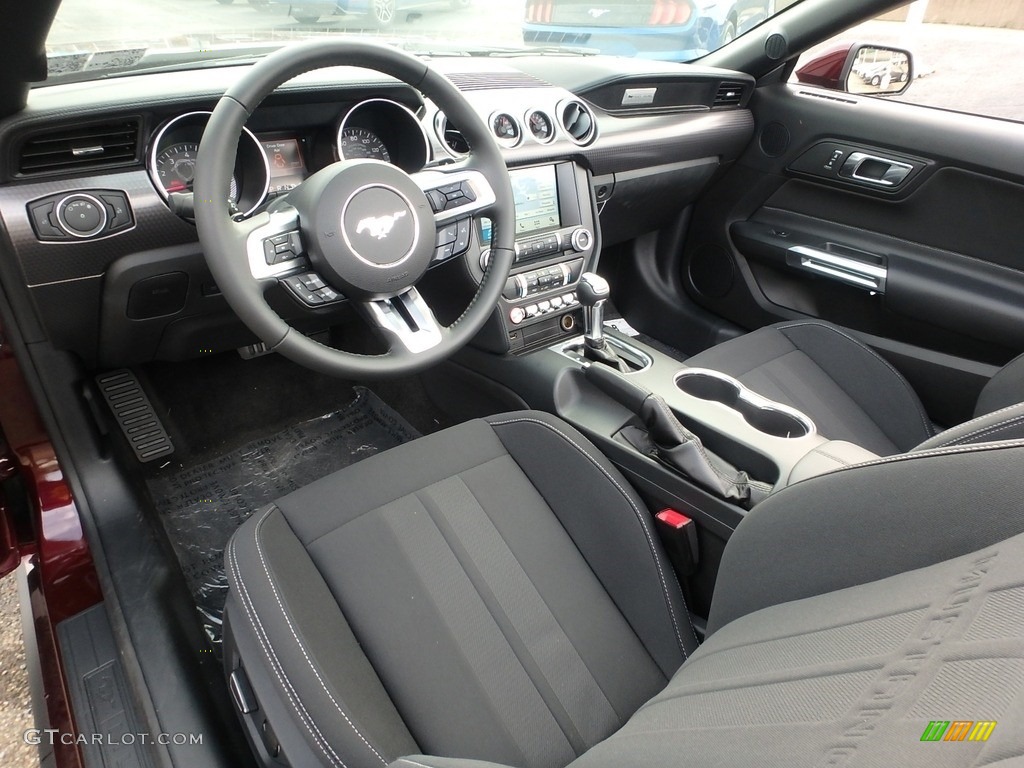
<box><xmin>45</xmin><ymin>0</ymin><xmax>791</xmax><ymax>80</ymax></box>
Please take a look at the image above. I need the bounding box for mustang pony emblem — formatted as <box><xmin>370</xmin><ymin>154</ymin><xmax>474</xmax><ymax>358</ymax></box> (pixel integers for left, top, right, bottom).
<box><xmin>356</xmin><ymin>211</ymin><xmax>407</xmax><ymax>240</ymax></box>
<box><xmin>588</xmin><ymin>8</ymin><xmax>611</xmax><ymax>18</ymax></box>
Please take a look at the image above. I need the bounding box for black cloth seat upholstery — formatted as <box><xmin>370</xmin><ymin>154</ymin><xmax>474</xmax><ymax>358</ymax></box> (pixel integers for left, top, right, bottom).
<box><xmin>685</xmin><ymin>319</ymin><xmax>1024</xmax><ymax>456</ymax></box>
<box><xmin>225</xmin><ymin>411</ymin><xmax>1024</xmax><ymax>768</ymax></box>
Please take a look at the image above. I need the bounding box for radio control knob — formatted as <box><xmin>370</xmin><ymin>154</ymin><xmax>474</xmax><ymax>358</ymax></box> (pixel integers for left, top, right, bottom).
<box><xmin>570</xmin><ymin>228</ymin><xmax>593</xmax><ymax>253</ymax></box>
<box><xmin>479</xmin><ymin>249</ymin><xmax>492</xmax><ymax>271</ymax></box>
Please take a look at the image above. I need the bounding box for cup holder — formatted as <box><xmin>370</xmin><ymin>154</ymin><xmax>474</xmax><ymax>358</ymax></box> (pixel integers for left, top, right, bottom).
<box><xmin>675</xmin><ymin>369</ymin><xmax>814</xmax><ymax>439</ymax></box>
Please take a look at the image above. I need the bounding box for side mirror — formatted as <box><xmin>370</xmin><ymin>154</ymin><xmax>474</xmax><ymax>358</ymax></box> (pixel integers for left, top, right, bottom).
<box><xmin>795</xmin><ymin>43</ymin><xmax>914</xmax><ymax>97</ymax></box>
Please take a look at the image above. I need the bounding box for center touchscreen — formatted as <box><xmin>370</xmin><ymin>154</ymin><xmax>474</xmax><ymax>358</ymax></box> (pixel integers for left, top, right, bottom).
<box><xmin>512</xmin><ymin>165</ymin><xmax>560</xmax><ymax>234</ymax></box>
<box><xmin>481</xmin><ymin>165</ymin><xmax>561</xmax><ymax>244</ymax></box>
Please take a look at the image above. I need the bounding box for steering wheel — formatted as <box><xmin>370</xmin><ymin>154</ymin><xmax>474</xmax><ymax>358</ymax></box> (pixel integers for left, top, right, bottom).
<box><xmin>194</xmin><ymin>40</ymin><xmax>515</xmax><ymax>378</ymax></box>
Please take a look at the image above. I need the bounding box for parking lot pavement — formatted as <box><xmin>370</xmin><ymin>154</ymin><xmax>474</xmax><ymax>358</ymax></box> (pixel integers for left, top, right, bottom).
<box><xmin>0</xmin><ymin>573</ymin><xmax>34</xmax><ymax>768</ymax></box>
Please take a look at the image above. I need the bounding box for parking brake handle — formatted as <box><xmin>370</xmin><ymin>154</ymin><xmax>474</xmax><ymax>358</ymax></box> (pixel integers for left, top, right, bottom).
<box><xmin>584</xmin><ymin>364</ymin><xmax>769</xmax><ymax>506</ymax></box>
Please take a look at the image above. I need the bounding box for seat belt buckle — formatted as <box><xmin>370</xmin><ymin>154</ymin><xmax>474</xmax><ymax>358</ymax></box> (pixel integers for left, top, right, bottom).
<box><xmin>655</xmin><ymin>508</ymin><xmax>700</xmax><ymax>576</ymax></box>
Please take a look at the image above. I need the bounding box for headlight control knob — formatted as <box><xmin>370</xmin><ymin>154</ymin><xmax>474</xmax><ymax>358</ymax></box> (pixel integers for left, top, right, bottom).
<box><xmin>56</xmin><ymin>194</ymin><xmax>107</xmax><ymax>238</ymax></box>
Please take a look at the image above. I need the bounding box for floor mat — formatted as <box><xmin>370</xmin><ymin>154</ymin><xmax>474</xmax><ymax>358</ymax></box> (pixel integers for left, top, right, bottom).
<box><xmin>145</xmin><ymin>386</ymin><xmax>419</xmax><ymax>648</ymax></box>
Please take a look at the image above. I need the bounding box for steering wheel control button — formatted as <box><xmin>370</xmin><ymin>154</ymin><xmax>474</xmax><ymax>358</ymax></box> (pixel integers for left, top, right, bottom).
<box><xmin>435</xmin><ymin>222</ymin><xmax>458</xmax><ymax>247</ymax></box>
<box><xmin>434</xmin><ymin>242</ymin><xmax>456</xmax><ymax>262</ymax></box>
<box><xmin>299</xmin><ymin>273</ymin><xmax>326</xmax><ymax>291</ymax></box>
<box><xmin>281</xmin><ymin>273</ymin><xmax>344</xmax><ymax>307</ymax></box>
<box><xmin>428</xmin><ymin>181</ymin><xmax>477</xmax><ymax>212</ymax></box>
<box><xmin>454</xmin><ymin>218</ymin><xmax>472</xmax><ymax>253</ymax></box>
<box><xmin>263</xmin><ymin>231</ymin><xmax>304</xmax><ymax>265</ymax></box>
<box><xmin>426</xmin><ymin>189</ymin><xmax>447</xmax><ymax>213</ymax></box>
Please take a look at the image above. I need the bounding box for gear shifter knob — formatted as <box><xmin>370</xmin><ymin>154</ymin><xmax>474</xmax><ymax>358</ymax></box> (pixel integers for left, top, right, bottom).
<box><xmin>577</xmin><ymin>272</ymin><xmax>609</xmax><ymax>348</ymax></box>
<box><xmin>577</xmin><ymin>272</ymin><xmax>610</xmax><ymax>308</ymax></box>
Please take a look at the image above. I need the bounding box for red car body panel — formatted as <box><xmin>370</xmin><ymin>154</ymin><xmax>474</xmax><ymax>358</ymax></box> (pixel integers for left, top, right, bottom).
<box><xmin>1</xmin><ymin>326</ymin><xmax>102</xmax><ymax>768</ymax></box>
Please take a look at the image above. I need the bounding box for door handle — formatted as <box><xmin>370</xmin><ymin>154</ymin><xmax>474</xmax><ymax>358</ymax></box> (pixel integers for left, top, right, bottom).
<box><xmin>839</xmin><ymin>152</ymin><xmax>913</xmax><ymax>187</ymax></box>
<box><xmin>788</xmin><ymin>245</ymin><xmax>888</xmax><ymax>293</ymax></box>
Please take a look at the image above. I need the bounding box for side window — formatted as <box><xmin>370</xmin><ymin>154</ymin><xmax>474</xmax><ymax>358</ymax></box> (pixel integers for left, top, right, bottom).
<box><xmin>791</xmin><ymin>1</ymin><xmax>1024</xmax><ymax>122</ymax></box>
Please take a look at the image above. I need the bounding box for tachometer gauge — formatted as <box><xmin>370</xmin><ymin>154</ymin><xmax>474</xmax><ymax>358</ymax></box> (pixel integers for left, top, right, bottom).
<box><xmin>527</xmin><ymin>110</ymin><xmax>554</xmax><ymax>142</ymax></box>
<box><xmin>154</xmin><ymin>142</ymin><xmax>238</xmax><ymax>203</ymax></box>
<box><xmin>339</xmin><ymin>127</ymin><xmax>391</xmax><ymax>163</ymax></box>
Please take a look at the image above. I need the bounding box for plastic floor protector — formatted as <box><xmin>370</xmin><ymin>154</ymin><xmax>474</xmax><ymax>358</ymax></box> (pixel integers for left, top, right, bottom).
<box><xmin>146</xmin><ymin>386</ymin><xmax>419</xmax><ymax>648</ymax></box>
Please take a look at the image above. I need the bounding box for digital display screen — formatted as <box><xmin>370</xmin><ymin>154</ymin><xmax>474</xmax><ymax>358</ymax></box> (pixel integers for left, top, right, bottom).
<box><xmin>512</xmin><ymin>165</ymin><xmax>560</xmax><ymax>234</ymax></box>
<box><xmin>261</xmin><ymin>138</ymin><xmax>306</xmax><ymax>194</ymax></box>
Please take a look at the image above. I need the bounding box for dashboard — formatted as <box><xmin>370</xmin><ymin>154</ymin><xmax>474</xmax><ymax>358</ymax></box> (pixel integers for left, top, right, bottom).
<box><xmin>0</xmin><ymin>55</ymin><xmax>755</xmax><ymax>367</ymax></box>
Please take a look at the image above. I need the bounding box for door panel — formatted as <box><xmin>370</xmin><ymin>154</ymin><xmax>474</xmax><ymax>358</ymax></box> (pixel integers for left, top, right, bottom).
<box><xmin>682</xmin><ymin>81</ymin><xmax>1024</xmax><ymax>427</ymax></box>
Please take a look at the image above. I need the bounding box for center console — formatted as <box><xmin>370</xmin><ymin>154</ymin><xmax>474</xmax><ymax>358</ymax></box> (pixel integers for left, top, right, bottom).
<box><xmin>469</xmin><ymin>161</ymin><xmax>598</xmax><ymax>355</ymax></box>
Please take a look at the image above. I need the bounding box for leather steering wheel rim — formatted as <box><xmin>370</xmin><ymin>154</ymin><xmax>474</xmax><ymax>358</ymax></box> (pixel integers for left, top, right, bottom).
<box><xmin>194</xmin><ymin>39</ymin><xmax>515</xmax><ymax>378</ymax></box>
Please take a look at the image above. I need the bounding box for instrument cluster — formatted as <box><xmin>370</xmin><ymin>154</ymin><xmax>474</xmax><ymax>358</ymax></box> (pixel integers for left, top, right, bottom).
<box><xmin>146</xmin><ymin>99</ymin><xmax>432</xmax><ymax>218</ymax></box>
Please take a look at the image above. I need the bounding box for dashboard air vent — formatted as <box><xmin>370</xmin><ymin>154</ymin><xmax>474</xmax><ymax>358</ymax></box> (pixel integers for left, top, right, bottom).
<box><xmin>446</xmin><ymin>72</ymin><xmax>548</xmax><ymax>91</ymax></box>
<box><xmin>713</xmin><ymin>82</ymin><xmax>746</xmax><ymax>108</ymax></box>
<box><xmin>17</xmin><ymin>118</ymin><xmax>142</xmax><ymax>176</ymax></box>
<box><xmin>559</xmin><ymin>100</ymin><xmax>596</xmax><ymax>145</ymax></box>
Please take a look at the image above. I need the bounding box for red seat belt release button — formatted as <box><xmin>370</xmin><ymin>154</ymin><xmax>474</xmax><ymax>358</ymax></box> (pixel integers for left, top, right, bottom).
<box><xmin>655</xmin><ymin>508</ymin><xmax>700</xmax><ymax>575</ymax></box>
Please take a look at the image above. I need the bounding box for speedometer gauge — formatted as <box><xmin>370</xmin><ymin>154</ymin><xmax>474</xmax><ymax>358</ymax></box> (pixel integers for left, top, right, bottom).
<box><xmin>154</xmin><ymin>142</ymin><xmax>239</xmax><ymax>204</ymax></box>
<box><xmin>339</xmin><ymin>127</ymin><xmax>391</xmax><ymax>163</ymax></box>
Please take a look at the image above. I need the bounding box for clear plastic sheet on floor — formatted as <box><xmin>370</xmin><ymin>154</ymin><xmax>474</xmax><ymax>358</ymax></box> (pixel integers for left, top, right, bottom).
<box><xmin>146</xmin><ymin>386</ymin><xmax>418</xmax><ymax>649</ymax></box>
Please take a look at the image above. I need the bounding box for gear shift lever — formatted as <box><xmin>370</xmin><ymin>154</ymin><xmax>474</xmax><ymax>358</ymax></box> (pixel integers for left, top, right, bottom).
<box><xmin>576</xmin><ymin>272</ymin><xmax>630</xmax><ymax>372</ymax></box>
<box><xmin>577</xmin><ymin>272</ymin><xmax>610</xmax><ymax>349</ymax></box>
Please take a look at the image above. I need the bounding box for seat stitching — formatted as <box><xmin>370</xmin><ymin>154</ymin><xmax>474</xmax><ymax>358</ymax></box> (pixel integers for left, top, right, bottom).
<box><xmin>776</xmin><ymin>321</ymin><xmax>933</xmax><ymax>440</ymax></box>
<box><xmin>254</xmin><ymin>510</ymin><xmax>390</xmax><ymax>765</ymax></box>
<box><xmin>927</xmin><ymin>413</ymin><xmax>1024</xmax><ymax>448</ymax></box>
<box><xmin>766</xmin><ymin>440</ymin><xmax>1024</xmax><ymax>505</ymax></box>
<box><xmin>810</xmin><ymin>448</ymin><xmax>855</xmax><ymax>467</ymax></box>
<box><xmin>226</xmin><ymin>526</ymin><xmax>347</xmax><ymax>768</ymax></box>
<box><xmin>489</xmin><ymin>417</ymin><xmax>693</xmax><ymax>658</ymax></box>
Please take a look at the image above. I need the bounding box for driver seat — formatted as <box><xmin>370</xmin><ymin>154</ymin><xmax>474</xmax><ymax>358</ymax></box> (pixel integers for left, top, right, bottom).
<box><xmin>224</xmin><ymin>411</ymin><xmax>1024</xmax><ymax>768</ymax></box>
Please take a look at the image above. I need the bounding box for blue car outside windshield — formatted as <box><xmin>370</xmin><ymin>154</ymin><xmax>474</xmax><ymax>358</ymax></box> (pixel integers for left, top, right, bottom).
<box><xmin>523</xmin><ymin>0</ymin><xmax>776</xmax><ymax>61</ymax></box>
